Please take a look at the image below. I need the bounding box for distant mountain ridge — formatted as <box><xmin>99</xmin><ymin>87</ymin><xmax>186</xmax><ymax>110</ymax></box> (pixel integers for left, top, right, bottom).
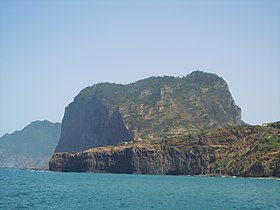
<box><xmin>0</xmin><ymin>120</ymin><xmax>61</xmax><ymax>169</ymax></box>
<box><xmin>55</xmin><ymin>71</ymin><xmax>241</xmax><ymax>153</ymax></box>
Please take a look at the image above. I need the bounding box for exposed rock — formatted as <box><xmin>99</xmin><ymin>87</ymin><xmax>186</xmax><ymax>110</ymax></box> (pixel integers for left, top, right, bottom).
<box><xmin>55</xmin><ymin>95</ymin><xmax>132</xmax><ymax>152</ymax></box>
<box><xmin>54</xmin><ymin>71</ymin><xmax>241</xmax><ymax>153</ymax></box>
<box><xmin>50</xmin><ymin>142</ymin><xmax>214</xmax><ymax>175</ymax></box>
<box><xmin>49</xmin><ymin>122</ymin><xmax>280</xmax><ymax>177</ymax></box>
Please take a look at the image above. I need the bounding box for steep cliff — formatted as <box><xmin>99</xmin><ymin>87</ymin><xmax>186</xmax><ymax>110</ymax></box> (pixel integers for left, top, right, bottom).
<box><xmin>55</xmin><ymin>71</ymin><xmax>241</xmax><ymax>152</ymax></box>
<box><xmin>50</xmin><ymin>142</ymin><xmax>214</xmax><ymax>175</ymax></box>
<box><xmin>49</xmin><ymin>122</ymin><xmax>280</xmax><ymax>177</ymax></box>
<box><xmin>55</xmin><ymin>96</ymin><xmax>132</xmax><ymax>152</ymax></box>
<box><xmin>0</xmin><ymin>120</ymin><xmax>61</xmax><ymax>169</ymax></box>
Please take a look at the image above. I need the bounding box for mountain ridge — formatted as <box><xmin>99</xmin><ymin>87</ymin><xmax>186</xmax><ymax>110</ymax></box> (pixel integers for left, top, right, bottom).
<box><xmin>55</xmin><ymin>71</ymin><xmax>241</xmax><ymax>153</ymax></box>
<box><xmin>49</xmin><ymin>71</ymin><xmax>280</xmax><ymax>177</ymax></box>
<box><xmin>0</xmin><ymin>120</ymin><xmax>61</xmax><ymax>169</ymax></box>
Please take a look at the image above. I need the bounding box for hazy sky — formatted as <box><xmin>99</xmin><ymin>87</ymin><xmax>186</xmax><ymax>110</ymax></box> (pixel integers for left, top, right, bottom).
<box><xmin>0</xmin><ymin>0</ymin><xmax>279</xmax><ymax>136</ymax></box>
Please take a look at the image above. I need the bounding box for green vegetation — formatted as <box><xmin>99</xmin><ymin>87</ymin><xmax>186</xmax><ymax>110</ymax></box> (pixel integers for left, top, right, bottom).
<box><xmin>259</xmin><ymin>135</ymin><xmax>280</xmax><ymax>151</ymax></box>
<box><xmin>217</xmin><ymin>158</ymin><xmax>230</xmax><ymax>168</ymax></box>
<box><xmin>51</xmin><ymin>120</ymin><xmax>280</xmax><ymax>177</ymax></box>
<box><xmin>74</xmin><ymin>71</ymin><xmax>241</xmax><ymax>137</ymax></box>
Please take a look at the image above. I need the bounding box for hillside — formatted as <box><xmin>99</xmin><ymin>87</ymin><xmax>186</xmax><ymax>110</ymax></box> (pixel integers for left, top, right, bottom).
<box><xmin>49</xmin><ymin>122</ymin><xmax>280</xmax><ymax>177</ymax></box>
<box><xmin>0</xmin><ymin>120</ymin><xmax>61</xmax><ymax>169</ymax></box>
<box><xmin>55</xmin><ymin>71</ymin><xmax>241</xmax><ymax>153</ymax></box>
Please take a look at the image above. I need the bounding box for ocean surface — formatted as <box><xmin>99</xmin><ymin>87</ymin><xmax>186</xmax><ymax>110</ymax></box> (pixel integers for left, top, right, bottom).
<box><xmin>0</xmin><ymin>168</ymin><xmax>279</xmax><ymax>209</ymax></box>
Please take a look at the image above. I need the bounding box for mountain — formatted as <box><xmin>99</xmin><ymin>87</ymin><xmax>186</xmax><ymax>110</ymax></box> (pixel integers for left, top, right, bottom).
<box><xmin>55</xmin><ymin>71</ymin><xmax>241</xmax><ymax>153</ymax></box>
<box><xmin>49</xmin><ymin>122</ymin><xmax>280</xmax><ymax>177</ymax></box>
<box><xmin>0</xmin><ymin>120</ymin><xmax>61</xmax><ymax>169</ymax></box>
<box><xmin>55</xmin><ymin>96</ymin><xmax>132</xmax><ymax>152</ymax></box>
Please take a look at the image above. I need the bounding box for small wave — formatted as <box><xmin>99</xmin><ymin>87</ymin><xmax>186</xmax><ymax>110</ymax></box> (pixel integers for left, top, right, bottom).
<box><xmin>248</xmin><ymin>177</ymin><xmax>280</xmax><ymax>181</ymax></box>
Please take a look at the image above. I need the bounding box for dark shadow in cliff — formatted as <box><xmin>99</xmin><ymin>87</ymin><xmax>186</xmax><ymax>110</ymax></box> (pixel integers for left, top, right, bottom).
<box><xmin>55</xmin><ymin>95</ymin><xmax>132</xmax><ymax>153</ymax></box>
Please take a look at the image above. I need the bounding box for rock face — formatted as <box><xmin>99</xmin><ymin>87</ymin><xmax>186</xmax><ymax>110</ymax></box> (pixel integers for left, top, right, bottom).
<box><xmin>50</xmin><ymin>143</ymin><xmax>214</xmax><ymax>175</ymax></box>
<box><xmin>55</xmin><ymin>96</ymin><xmax>132</xmax><ymax>152</ymax></box>
<box><xmin>0</xmin><ymin>120</ymin><xmax>61</xmax><ymax>169</ymax></box>
<box><xmin>55</xmin><ymin>71</ymin><xmax>241</xmax><ymax>152</ymax></box>
<box><xmin>49</xmin><ymin>122</ymin><xmax>280</xmax><ymax>177</ymax></box>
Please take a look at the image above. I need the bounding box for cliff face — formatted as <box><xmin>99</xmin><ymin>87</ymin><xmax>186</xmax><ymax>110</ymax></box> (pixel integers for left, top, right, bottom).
<box><xmin>0</xmin><ymin>121</ymin><xmax>61</xmax><ymax>169</ymax></box>
<box><xmin>55</xmin><ymin>96</ymin><xmax>132</xmax><ymax>152</ymax></box>
<box><xmin>49</xmin><ymin>122</ymin><xmax>280</xmax><ymax>177</ymax></box>
<box><xmin>50</xmin><ymin>143</ymin><xmax>214</xmax><ymax>175</ymax></box>
<box><xmin>55</xmin><ymin>71</ymin><xmax>241</xmax><ymax>153</ymax></box>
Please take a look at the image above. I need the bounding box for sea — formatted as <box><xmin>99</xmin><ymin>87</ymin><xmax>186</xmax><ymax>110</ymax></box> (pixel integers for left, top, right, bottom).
<box><xmin>0</xmin><ymin>168</ymin><xmax>279</xmax><ymax>210</ymax></box>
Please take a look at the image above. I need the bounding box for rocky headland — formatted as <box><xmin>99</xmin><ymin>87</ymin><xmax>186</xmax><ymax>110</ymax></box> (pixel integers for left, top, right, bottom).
<box><xmin>55</xmin><ymin>71</ymin><xmax>241</xmax><ymax>153</ymax></box>
<box><xmin>49</xmin><ymin>71</ymin><xmax>280</xmax><ymax>177</ymax></box>
<box><xmin>50</xmin><ymin>122</ymin><xmax>280</xmax><ymax>177</ymax></box>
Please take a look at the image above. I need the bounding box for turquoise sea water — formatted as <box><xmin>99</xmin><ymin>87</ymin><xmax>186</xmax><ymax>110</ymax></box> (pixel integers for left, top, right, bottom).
<box><xmin>0</xmin><ymin>168</ymin><xmax>279</xmax><ymax>209</ymax></box>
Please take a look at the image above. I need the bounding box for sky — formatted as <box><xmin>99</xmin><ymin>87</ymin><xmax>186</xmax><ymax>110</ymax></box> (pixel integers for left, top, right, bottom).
<box><xmin>0</xmin><ymin>0</ymin><xmax>279</xmax><ymax>136</ymax></box>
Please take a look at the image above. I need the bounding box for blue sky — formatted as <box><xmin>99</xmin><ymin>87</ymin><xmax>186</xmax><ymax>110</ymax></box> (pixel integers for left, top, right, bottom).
<box><xmin>0</xmin><ymin>0</ymin><xmax>279</xmax><ymax>136</ymax></box>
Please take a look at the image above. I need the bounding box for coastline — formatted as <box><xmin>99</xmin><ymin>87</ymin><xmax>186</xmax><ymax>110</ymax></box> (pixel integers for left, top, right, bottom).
<box><xmin>20</xmin><ymin>167</ymin><xmax>280</xmax><ymax>180</ymax></box>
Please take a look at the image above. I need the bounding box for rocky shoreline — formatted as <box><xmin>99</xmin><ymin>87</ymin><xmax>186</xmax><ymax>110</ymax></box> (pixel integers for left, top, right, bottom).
<box><xmin>49</xmin><ymin>122</ymin><xmax>280</xmax><ymax>178</ymax></box>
